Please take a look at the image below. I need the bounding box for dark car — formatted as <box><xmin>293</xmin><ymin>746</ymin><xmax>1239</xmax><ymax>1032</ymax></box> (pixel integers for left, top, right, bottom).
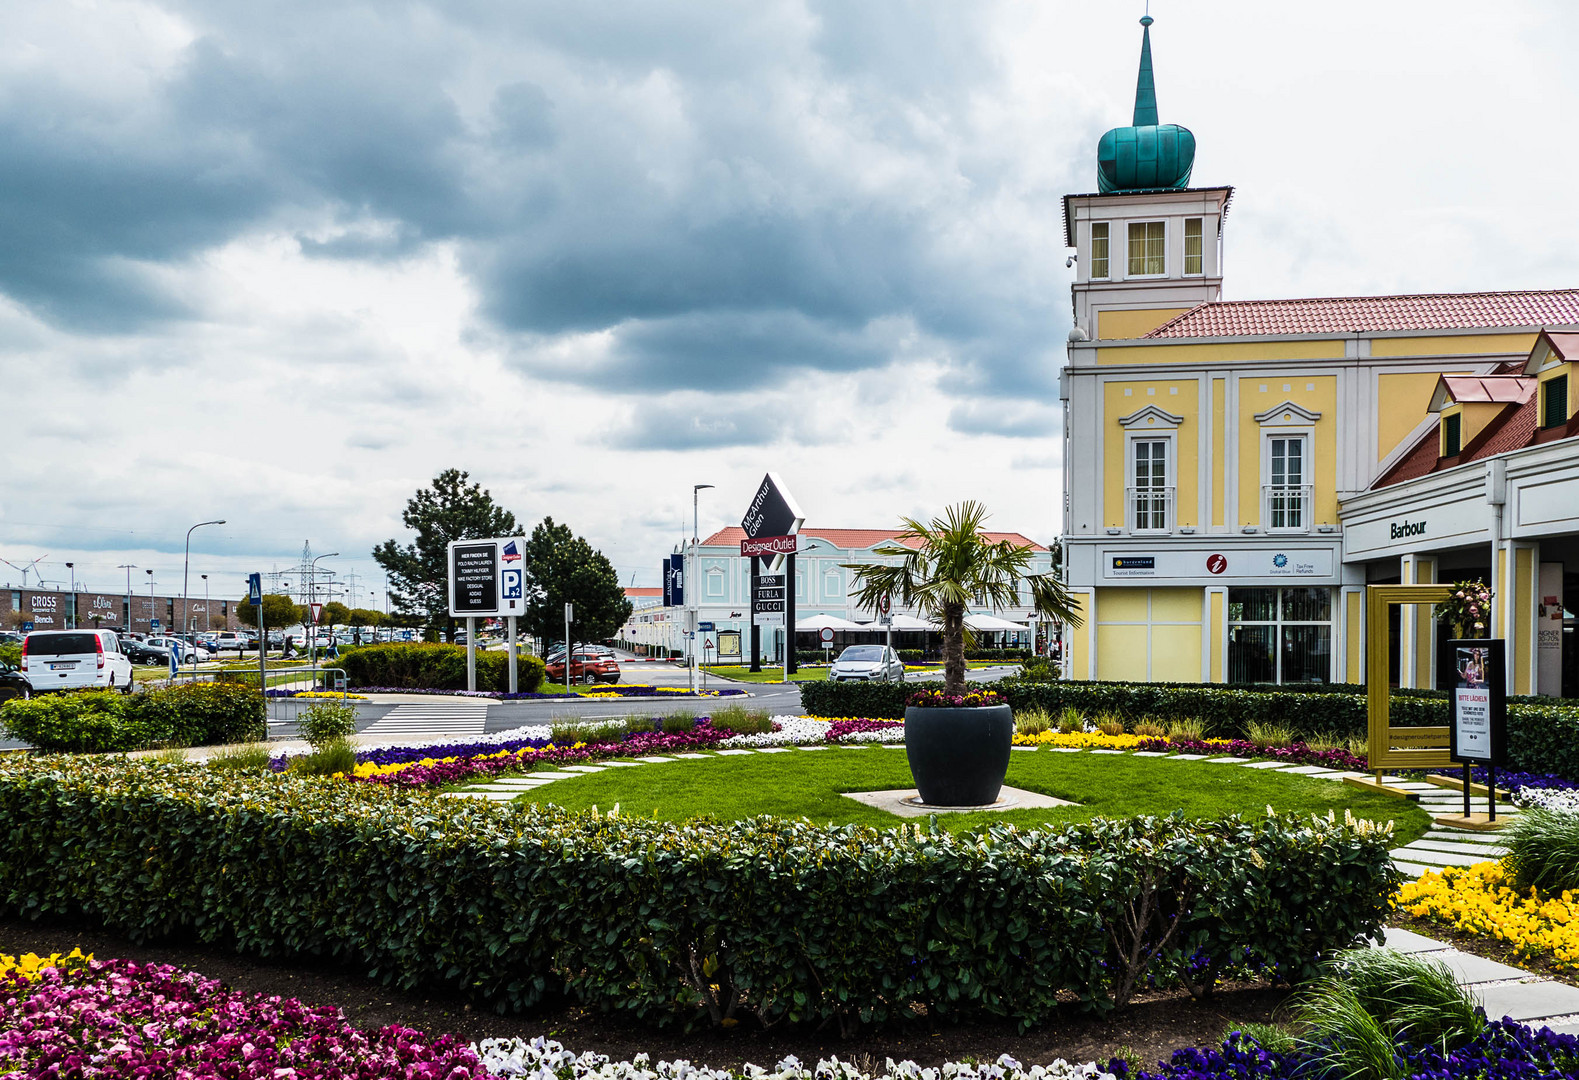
<box><xmin>0</xmin><ymin>663</ymin><xmax>30</xmax><ymax>702</ymax></box>
<box><xmin>122</xmin><ymin>639</ymin><xmax>170</xmax><ymax>665</ymax></box>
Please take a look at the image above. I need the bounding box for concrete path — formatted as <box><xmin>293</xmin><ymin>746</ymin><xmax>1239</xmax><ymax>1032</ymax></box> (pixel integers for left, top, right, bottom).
<box><xmin>1377</xmin><ymin>926</ymin><xmax>1579</xmax><ymax>1036</ymax></box>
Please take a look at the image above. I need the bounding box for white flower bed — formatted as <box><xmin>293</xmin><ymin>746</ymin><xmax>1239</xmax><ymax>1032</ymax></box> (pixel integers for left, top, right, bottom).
<box><xmin>719</xmin><ymin>715</ymin><xmax>831</xmax><ymax>747</ymax></box>
<box><xmin>838</xmin><ymin>725</ymin><xmax>905</xmax><ymax>744</ymax></box>
<box><xmin>1514</xmin><ymin>787</ymin><xmax>1579</xmax><ymax>814</ymax></box>
<box><xmin>473</xmin><ymin>1037</ymin><xmax>1116</xmax><ymax>1080</ymax></box>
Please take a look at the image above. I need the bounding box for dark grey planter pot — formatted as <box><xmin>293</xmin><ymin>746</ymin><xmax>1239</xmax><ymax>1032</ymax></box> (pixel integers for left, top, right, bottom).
<box><xmin>903</xmin><ymin>703</ymin><xmax>1014</xmax><ymax>807</ymax></box>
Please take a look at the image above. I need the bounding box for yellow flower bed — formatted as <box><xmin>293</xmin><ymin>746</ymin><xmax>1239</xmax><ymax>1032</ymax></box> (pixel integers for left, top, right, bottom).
<box><xmin>1010</xmin><ymin>730</ymin><xmax>1236</xmax><ymax>750</ymax></box>
<box><xmin>1394</xmin><ymin>861</ymin><xmax>1579</xmax><ymax>972</ymax></box>
<box><xmin>351</xmin><ymin>741</ymin><xmax>590</xmax><ymax>779</ymax></box>
<box><xmin>293</xmin><ymin>691</ymin><xmax>368</xmax><ymax>700</ymax></box>
<box><xmin>0</xmin><ymin>947</ymin><xmax>91</xmax><ymax>981</ymax></box>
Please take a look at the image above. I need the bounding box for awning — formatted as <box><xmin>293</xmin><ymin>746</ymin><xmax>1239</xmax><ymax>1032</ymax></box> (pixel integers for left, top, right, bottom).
<box><xmin>795</xmin><ymin>613</ymin><xmax>868</xmax><ymax>632</ymax></box>
<box><xmin>963</xmin><ymin>613</ymin><xmax>1030</xmax><ymax>632</ymax></box>
<box><xmin>883</xmin><ymin>613</ymin><xmax>937</xmax><ymax>631</ymax></box>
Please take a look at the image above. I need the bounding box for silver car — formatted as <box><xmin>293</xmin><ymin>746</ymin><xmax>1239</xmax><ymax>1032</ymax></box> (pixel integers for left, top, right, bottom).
<box><xmin>829</xmin><ymin>645</ymin><xmax>905</xmax><ymax>683</ymax></box>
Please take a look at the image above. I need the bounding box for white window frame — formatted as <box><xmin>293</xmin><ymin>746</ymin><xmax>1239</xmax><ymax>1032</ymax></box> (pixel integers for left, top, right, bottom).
<box><xmin>1254</xmin><ymin>401</ymin><xmax>1320</xmax><ymax>535</ymax></box>
<box><xmin>1183</xmin><ymin>217</ymin><xmax>1204</xmax><ymax>276</ymax></box>
<box><xmin>1118</xmin><ymin>405</ymin><xmax>1183</xmax><ymax>535</ymax></box>
<box><xmin>1125</xmin><ymin>220</ymin><xmax>1167</xmax><ymax>278</ymax></box>
<box><xmin>1090</xmin><ymin>221</ymin><xmax>1111</xmax><ymax>280</ymax></box>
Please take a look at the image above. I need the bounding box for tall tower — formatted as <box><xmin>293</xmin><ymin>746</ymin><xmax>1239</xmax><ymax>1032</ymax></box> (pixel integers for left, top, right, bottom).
<box><xmin>1063</xmin><ymin>15</ymin><xmax>1231</xmax><ymax>343</ymax></box>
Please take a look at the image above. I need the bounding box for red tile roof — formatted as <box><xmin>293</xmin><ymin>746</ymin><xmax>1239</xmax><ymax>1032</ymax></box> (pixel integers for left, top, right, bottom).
<box><xmin>1144</xmin><ymin>289</ymin><xmax>1579</xmax><ymax>339</ymax></box>
<box><xmin>1542</xmin><ymin>332</ymin><xmax>1579</xmax><ymax>362</ymax></box>
<box><xmin>701</xmin><ymin>526</ymin><xmax>1046</xmax><ymax>552</ymax></box>
<box><xmin>623</xmin><ymin>587</ymin><xmax>663</xmax><ymax>597</ymax></box>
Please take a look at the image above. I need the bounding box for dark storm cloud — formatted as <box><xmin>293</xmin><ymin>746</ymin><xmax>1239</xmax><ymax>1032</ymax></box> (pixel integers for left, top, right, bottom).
<box><xmin>0</xmin><ymin>0</ymin><xmax>1077</xmax><ymax>429</ymax></box>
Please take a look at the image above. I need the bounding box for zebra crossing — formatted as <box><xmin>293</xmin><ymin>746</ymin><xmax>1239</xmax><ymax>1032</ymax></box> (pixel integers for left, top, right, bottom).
<box><xmin>355</xmin><ymin>700</ymin><xmax>490</xmax><ymax>744</ymax></box>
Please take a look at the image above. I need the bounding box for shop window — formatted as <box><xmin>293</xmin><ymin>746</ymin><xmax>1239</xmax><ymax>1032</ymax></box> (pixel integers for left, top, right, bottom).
<box><xmin>1090</xmin><ymin>222</ymin><xmax>1110</xmax><ymax>280</ymax></box>
<box><xmin>1127</xmin><ymin>221</ymin><xmax>1165</xmax><ymax>276</ymax></box>
<box><xmin>1228</xmin><ymin>586</ymin><xmax>1332</xmax><ymax>684</ymax></box>
<box><xmin>1442</xmin><ymin>413</ymin><xmax>1462</xmax><ymax>456</ymax></box>
<box><xmin>1183</xmin><ymin>218</ymin><xmax>1203</xmax><ymax>275</ymax></box>
<box><xmin>1542</xmin><ymin>374</ymin><xmax>1569</xmax><ymax>429</ymax></box>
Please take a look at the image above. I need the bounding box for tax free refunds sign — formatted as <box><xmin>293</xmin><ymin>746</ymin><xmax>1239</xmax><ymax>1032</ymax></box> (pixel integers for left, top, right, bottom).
<box><xmin>447</xmin><ymin>537</ymin><xmax>528</xmax><ymax>618</ymax></box>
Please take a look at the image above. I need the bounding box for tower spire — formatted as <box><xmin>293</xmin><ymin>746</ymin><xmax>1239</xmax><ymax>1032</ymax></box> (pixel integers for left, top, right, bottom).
<box><xmin>1132</xmin><ymin>15</ymin><xmax>1158</xmax><ymax>127</ymax></box>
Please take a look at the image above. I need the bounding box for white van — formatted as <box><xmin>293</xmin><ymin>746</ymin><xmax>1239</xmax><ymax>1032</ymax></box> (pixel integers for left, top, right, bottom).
<box><xmin>21</xmin><ymin>629</ymin><xmax>135</xmax><ymax>693</ymax></box>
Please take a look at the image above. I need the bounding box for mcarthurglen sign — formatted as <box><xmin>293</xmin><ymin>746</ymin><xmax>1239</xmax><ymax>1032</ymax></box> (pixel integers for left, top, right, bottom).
<box><xmin>741</xmin><ymin>534</ymin><xmax>799</xmax><ymax>558</ymax></box>
<box><xmin>742</xmin><ymin>472</ymin><xmax>804</xmax><ymax>540</ymax></box>
<box><xmin>740</xmin><ymin>472</ymin><xmax>804</xmax><ymax>673</ymax></box>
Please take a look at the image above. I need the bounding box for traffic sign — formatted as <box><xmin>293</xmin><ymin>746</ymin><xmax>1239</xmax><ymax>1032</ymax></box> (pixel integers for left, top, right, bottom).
<box><xmin>819</xmin><ymin>627</ymin><xmax>834</xmax><ymax>644</ymax></box>
<box><xmin>150</xmin><ymin>619</ymin><xmax>161</xmax><ymax>631</ymax></box>
<box><xmin>698</xmin><ymin>621</ymin><xmax>715</xmax><ymax>632</ymax></box>
<box><xmin>247</xmin><ymin>573</ymin><xmax>262</xmax><ymax>606</ymax></box>
<box><xmin>20</xmin><ymin>621</ymin><xmax>32</xmax><ymax>633</ymax></box>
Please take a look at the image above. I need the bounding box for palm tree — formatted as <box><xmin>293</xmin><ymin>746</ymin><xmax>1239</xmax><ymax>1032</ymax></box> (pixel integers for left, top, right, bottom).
<box><xmin>844</xmin><ymin>501</ymin><xmax>1082</xmax><ymax>697</ymax></box>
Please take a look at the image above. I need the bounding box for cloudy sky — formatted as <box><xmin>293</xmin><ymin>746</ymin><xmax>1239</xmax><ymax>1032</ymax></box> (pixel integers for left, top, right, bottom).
<box><xmin>2</xmin><ymin>0</ymin><xmax>1574</xmax><ymax>603</ymax></box>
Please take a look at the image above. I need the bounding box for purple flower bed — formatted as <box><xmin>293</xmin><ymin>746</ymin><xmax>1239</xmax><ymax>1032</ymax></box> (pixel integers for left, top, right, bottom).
<box><xmin>1430</xmin><ymin>767</ymin><xmax>1579</xmax><ymax>795</ymax></box>
<box><xmin>826</xmin><ymin>719</ymin><xmax>904</xmax><ymax>741</ymax></box>
<box><xmin>333</xmin><ymin>686</ymin><xmax>745</xmax><ymax>700</ymax></box>
<box><xmin>351</xmin><ymin>724</ymin><xmax>735</xmax><ymax>788</ymax></box>
<box><xmin>1137</xmin><ymin>737</ymin><xmax>1368</xmax><ymax>772</ymax></box>
<box><xmin>1131</xmin><ymin>1020</ymin><xmax>1578</xmax><ymax>1080</ymax></box>
<box><xmin>0</xmin><ymin>958</ymin><xmax>486</xmax><ymax>1078</ymax></box>
<box><xmin>907</xmin><ymin>688</ymin><xmax>1006</xmax><ymax>708</ymax></box>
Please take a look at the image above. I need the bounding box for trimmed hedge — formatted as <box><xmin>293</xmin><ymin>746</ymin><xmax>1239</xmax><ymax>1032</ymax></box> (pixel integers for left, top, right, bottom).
<box><xmin>0</xmin><ymin>758</ymin><xmax>1396</xmax><ymax>1028</ymax></box>
<box><xmin>798</xmin><ymin>679</ymin><xmax>1579</xmax><ymax>781</ymax></box>
<box><xmin>338</xmin><ymin>642</ymin><xmax>544</xmax><ymax>693</ymax></box>
<box><xmin>0</xmin><ymin>683</ymin><xmax>265</xmax><ymax>753</ymax></box>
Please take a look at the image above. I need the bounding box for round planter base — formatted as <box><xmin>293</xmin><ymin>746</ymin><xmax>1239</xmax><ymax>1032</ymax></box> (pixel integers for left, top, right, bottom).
<box><xmin>903</xmin><ymin>703</ymin><xmax>1014</xmax><ymax>807</ymax></box>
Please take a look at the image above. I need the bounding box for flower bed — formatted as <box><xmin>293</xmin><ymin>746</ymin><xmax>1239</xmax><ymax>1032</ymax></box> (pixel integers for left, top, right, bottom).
<box><xmin>0</xmin><ymin>956</ymin><xmax>486</xmax><ymax>1078</ymax></box>
<box><xmin>288</xmin><ymin>684</ymin><xmax>747</xmax><ymax>700</ymax></box>
<box><xmin>825</xmin><ymin>718</ymin><xmax>904</xmax><ymax>742</ymax></box>
<box><xmin>0</xmin><ymin>757</ymin><xmax>1400</xmax><ymax>1025</ymax></box>
<box><xmin>1133</xmin><ymin>1022</ymin><xmax>1579</xmax><ymax>1080</ymax></box>
<box><xmin>1394</xmin><ymin>861</ymin><xmax>1579</xmax><ymax>973</ymax></box>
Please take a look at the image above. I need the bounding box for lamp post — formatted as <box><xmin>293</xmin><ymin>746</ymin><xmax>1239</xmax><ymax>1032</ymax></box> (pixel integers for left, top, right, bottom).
<box><xmin>310</xmin><ymin>552</ymin><xmax>338</xmax><ymax>690</ymax></box>
<box><xmin>65</xmin><ymin>562</ymin><xmax>74</xmax><ymax>629</ymax></box>
<box><xmin>690</xmin><ymin>483</ymin><xmax>713</xmax><ymax>693</ymax></box>
<box><xmin>201</xmin><ymin>574</ymin><xmax>209</xmax><ymax>632</ymax></box>
<box><xmin>145</xmin><ymin>570</ymin><xmax>155</xmax><ymax>633</ymax></box>
<box><xmin>117</xmin><ymin>564</ymin><xmax>137</xmax><ymax>633</ymax></box>
<box><xmin>182</xmin><ymin>519</ymin><xmax>225</xmax><ymax>679</ymax></box>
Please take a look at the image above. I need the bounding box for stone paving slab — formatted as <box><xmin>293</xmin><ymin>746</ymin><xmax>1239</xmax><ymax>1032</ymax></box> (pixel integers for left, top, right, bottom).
<box><xmin>599</xmin><ymin>760</ymin><xmax>647</xmax><ymax>767</ymax></box>
<box><xmin>1410</xmin><ymin>839</ymin><xmax>1507</xmax><ymax>858</ymax></box>
<box><xmin>1011</xmin><ymin>746</ymin><xmax>1038</xmax><ymax>752</ymax></box>
<box><xmin>843</xmin><ymin>785</ymin><xmax>1076</xmax><ymax>818</ymax></box>
<box><xmin>1433</xmin><ymin>951</ymin><xmax>1533</xmax><ymax>985</ymax></box>
<box><xmin>1090</xmin><ymin>749</ymin><xmax>1126</xmax><ymax>755</ymax></box>
<box><xmin>1279</xmin><ymin>765</ymin><xmax>1339</xmax><ymax>775</ymax></box>
<box><xmin>641</xmin><ymin>755</ymin><xmax>677</xmax><ymax>761</ymax></box>
<box><xmin>1392</xmin><ymin>860</ymin><xmax>1439</xmax><ymax>878</ymax></box>
<box><xmin>446</xmin><ymin>791</ymin><xmax>519</xmax><ymax>801</ymax></box>
<box><xmin>1382</xmin><ymin>927</ymin><xmax>1452</xmax><ymax>953</ymax></box>
<box><xmin>1423</xmin><ymin>830</ymin><xmax>1507</xmax><ymax>843</ymax></box>
<box><xmin>528</xmin><ymin>772</ymin><xmax>582</xmax><ymax>779</ymax></box>
<box><xmin>1394</xmin><ymin>847</ymin><xmax>1486</xmax><ymax>868</ymax></box>
<box><xmin>672</xmin><ymin>753</ymin><xmax>712</xmax><ymax>759</ymax></box>
<box><xmin>560</xmin><ymin>765</ymin><xmax>606</xmax><ymax>773</ymax></box>
<box><xmin>487</xmin><ymin>777</ymin><xmax>557</xmax><ymax>786</ymax></box>
<box><xmin>714</xmin><ymin>749</ymin><xmax>755</xmax><ymax>756</ymax></box>
<box><xmin>795</xmin><ymin>746</ymin><xmax>826</xmax><ymax>751</ymax></box>
<box><xmin>756</xmin><ymin>747</ymin><xmax>791</xmax><ymax>753</ymax></box>
<box><xmin>1170</xmin><ymin>753</ymin><xmax>1207</xmax><ymax>760</ymax></box>
<box><xmin>1131</xmin><ymin>751</ymin><xmax>1168</xmax><ymax>757</ymax></box>
<box><xmin>1545</xmin><ymin>1021</ymin><xmax>1579</xmax><ymax>1037</ymax></box>
<box><xmin>1474</xmin><ymin>980</ymin><xmax>1579</xmax><ymax>1023</ymax></box>
<box><xmin>1207</xmin><ymin>757</ymin><xmax>1249</xmax><ymax>764</ymax></box>
<box><xmin>1044</xmin><ymin>747</ymin><xmax>1084</xmax><ymax>753</ymax></box>
<box><xmin>1240</xmin><ymin>760</ymin><xmax>1292</xmax><ymax>769</ymax></box>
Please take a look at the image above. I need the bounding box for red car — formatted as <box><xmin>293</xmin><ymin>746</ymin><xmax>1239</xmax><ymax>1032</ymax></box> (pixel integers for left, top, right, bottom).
<box><xmin>545</xmin><ymin>651</ymin><xmax>621</xmax><ymax>685</ymax></box>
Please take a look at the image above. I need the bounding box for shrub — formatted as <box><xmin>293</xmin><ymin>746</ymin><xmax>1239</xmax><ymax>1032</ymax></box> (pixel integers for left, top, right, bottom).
<box><xmin>1167</xmin><ymin>718</ymin><xmax>1205</xmax><ymax>741</ymax></box>
<box><xmin>206</xmin><ymin>743</ymin><xmax>273</xmax><ymax>773</ymax></box>
<box><xmin>709</xmin><ymin>705</ymin><xmax>774</xmax><ymax>735</ymax></box>
<box><xmin>1247</xmin><ymin>722</ymin><xmax>1295</xmax><ymax>749</ymax></box>
<box><xmin>0</xmin><ymin>683</ymin><xmax>264</xmax><ymax>753</ymax></box>
<box><xmin>1133</xmin><ymin>720</ymin><xmax>1166</xmax><ymax>738</ymax></box>
<box><xmin>1502</xmin><ymin>808</ymin><xmax>1579</xmax><ymax>897</ymax></box>
<box><xmin>286</xmin><ymin>737</ymin><xmax>357</xmax><ymax>777</ymax></box>
<box><xmin>660</xmin><ymin>710</ymin><xmax>696</xmax><ymax>734</ymax></box>
<box><xmin>1016</xmin><ymin>658</ymin><xmax>1061</xmax><ymax>682</ymax></box>
<box><xmin>799</xmin><ymin>680</ymin><xmax>1579</xmax><ymax>780</ymax></box>
<box><xmin>1058</xmin><ymin>706</ymin><xmax>1085</xmax><ymax>734</ymax></box>
<box><xmin>337</xmin><ymin>642</ymin><xmax>545</xmax><ymax>693</ymax></box>
<box><xmin>1015</xmin><ymin>707</ymin><xmax>1052</xmax><ymax>736</ymax></box>
<box><xmin>0</xmin><ymin>643</ymin><xmax>19</xmax><ymax>668</ymax></box>
<box><xmin>299</xmin><ymin>701</ymin><xmax>356</xmax><ymax>748</ymax></box>
<box><xmin>897</xmin><ymin>649</ymin><xmax>926</xmax><ymax>664</ymax></box>
<box><xmin>0</xmin><ymin>758</ymin><xmax>1400</xmax><ymax>1029</ymax></box>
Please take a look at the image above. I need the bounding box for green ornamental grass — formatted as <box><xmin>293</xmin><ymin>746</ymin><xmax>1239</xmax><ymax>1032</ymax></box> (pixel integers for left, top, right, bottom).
<box><xmin>1502</xmin><ymin>808</ymin><xmax>1579</xmax><ymax>896</ymax></box>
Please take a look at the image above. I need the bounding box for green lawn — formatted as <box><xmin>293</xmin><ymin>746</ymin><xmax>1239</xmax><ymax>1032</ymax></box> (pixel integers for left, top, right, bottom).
<box><xmin>480</xmin><ymin>746</ymin><xmax>1431</xmax><ymax>842</ymax></box>
<box><xmin>703</xmin><ymin>665</ymin><xmax>828</xmax><ymax>683</ymax></box>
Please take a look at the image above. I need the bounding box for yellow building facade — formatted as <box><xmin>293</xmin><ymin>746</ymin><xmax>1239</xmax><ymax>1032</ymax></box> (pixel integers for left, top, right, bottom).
<box><xmin>1060</xmin><ymin>22</ymin><xmax>1579</xmax><ymax>695</ymax></box>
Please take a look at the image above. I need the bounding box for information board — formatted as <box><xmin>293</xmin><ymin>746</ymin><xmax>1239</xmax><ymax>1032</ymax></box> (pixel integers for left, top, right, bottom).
<box><xmin>1449</xmin><ymin>638</ymin><xmax>1507</xmax><ymax>766</ymax></box>
<box><xmin>450</xmin><ymin>542</ymin><xmax>498</xmax><ymax>615</ymax></box>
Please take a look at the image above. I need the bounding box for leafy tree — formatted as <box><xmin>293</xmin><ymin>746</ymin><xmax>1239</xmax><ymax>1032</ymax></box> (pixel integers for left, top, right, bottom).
<box><xmin>235</xmin><ymin>594</ymin><xmax>307</xmax><ymax>631</ymax></box>
<box><xmin>844</xmin><ymin>501</ymin><xmax>1082</xmax><ymax>696</ymax></box>
<box><xmin>346</xmin><ymin>607</ymin><xmax>386</xmax><ymax>646</ymax></box>
<box><xmin>521</xmin><ymin>517</ymin><xmax>632</xmax><ymax>648</ymax></box>
<box><xmin>371</xmin><ymin>469</ymin><xmax>519</xmax><ymax>638</ymax></box>
<box><xmin>318</xmin><ymin>601</ymin><xmax>352</xmax><ymax>627</ymax></box>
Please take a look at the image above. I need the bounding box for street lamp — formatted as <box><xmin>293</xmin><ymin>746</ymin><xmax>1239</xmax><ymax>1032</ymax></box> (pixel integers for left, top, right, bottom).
<box><xmin>145</xmin><ymin>569</ymin><xmax>155</xmax><ymax>632</ymax></box>
<box><xmin>201</xmin><ymin>574</ymin><xmax>209</xmax><ymax>632</ymax></box>
<box><xmin>65</xmin><ymin>562</ymin><xmax>74</xmax><ymax>628</ymax></box>
<box><xmin>690</xmin><ymin>484</ymin><xmax>713</xmax><ymax>691</ymax></box>
<box><xmin>117</xmin><ymin>564</ymin><xmax>137</xmax><ymax>633</ymax></box>
<box><xmin>310</xmin><ymin>552</ymin><xmax>338</xmax><ymax>689</ymax></box>
<box><xmin>182</xmin><ymin>520</ymin><xmax>225</xmax><ymax>678</ymax></box>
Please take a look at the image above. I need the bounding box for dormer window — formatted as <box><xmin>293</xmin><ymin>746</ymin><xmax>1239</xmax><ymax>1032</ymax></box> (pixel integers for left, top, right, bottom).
<box><xmin>1127</xmin><ymin>221</ymin><xmax>1165</xmax><ymax>276</ymax></box>
<box><xmin>1091</xmin><ymin>222</ymin><xmax>1110</xmax><ymax>280</ymax></box>
<box><xmin>1184</xmin><ymin>218</ymin><xmax>1203</xmax><ymax>275</ymax></box>
<box><xmin>1542</xmin><ymin>374</ymin><xmax>1569</xmax><ymax>429</ymax></box>
<box><xmin>1442</xmin><ymin>412</ymin><xmax>1462</xmax><ymax>456</ymax></box>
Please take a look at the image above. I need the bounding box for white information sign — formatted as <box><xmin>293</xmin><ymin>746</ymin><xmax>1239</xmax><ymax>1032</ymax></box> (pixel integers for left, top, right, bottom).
<box><xmin>1453</xmin><ymin>685</ymin><xmax>1493</xmax><ymax>760</ymax></box>
<box><xmin>753</xmin><ymin>611</ymin><xmax>785</xmax><ymax>626</ymax></box>
<box><xmin>446</xmin><ymin>537</ymin><xmax>528</xmax><ymax>618</ymax></box>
